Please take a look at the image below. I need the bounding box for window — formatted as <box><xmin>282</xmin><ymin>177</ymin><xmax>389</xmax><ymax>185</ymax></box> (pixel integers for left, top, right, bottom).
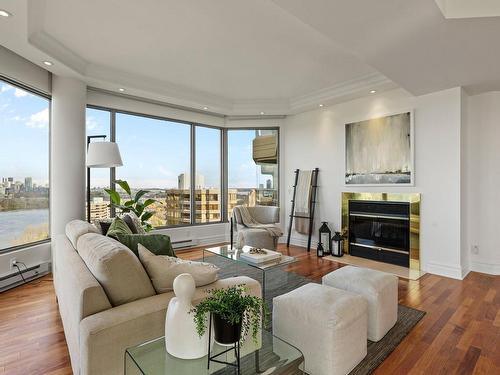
<box><xmin>115</xmin><ymin>113</ymin><xmax>191</xmax><ymax>227</ymax></box>
<box><xmin>0</xmin><ymin>79</ymin><xmax>50</xmax><ymax>251</ymax></box>
<box><xmin>227</xmin><ymin>129</ymin><xmax>279</xmax><ymax>218</ymax></box>
<box><xmin>195</xmin><ymin>126</ymin><xmax>221</xmax><ymax>223</ymax></box>
<box><xmin>85</xmin><ymin>105</ymin><xmax>279</xmax><ymax>228</ymax></box>
<box><xmin>86</xmin><ymin>107</ymin><xmax>112</xmax><ymax>221</ymax></box>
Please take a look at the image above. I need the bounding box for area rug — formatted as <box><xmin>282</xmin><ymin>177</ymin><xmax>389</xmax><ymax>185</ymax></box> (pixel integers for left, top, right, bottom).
<box><xmin>198</xmin><ymin>255</ymin><xmax>426</xmax><ymax>375</ymax></box>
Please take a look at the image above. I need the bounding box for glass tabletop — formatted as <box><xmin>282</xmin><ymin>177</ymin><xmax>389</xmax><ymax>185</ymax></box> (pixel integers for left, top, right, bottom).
<box><xmin>125</xmin><ymin>329</ymin><xmax>304</xmax><ymax>375</ymax></box>
<box><xmin>204</xmin><ymin>245</ymin><xmax>296</xmax><ymax>271</ymax></box>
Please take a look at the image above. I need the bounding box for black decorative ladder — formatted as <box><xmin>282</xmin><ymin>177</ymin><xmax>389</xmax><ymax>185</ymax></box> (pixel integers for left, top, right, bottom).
<box><xmin>286</xmin><ymin>168</ymin><xmax>319</xmax><ymax>252</ymax></box>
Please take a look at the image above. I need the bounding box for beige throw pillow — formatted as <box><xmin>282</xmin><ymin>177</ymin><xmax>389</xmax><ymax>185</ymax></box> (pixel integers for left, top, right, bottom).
<box><xmin>77</xmin><ymin>233</ymin><xmax>156</xmax><ymax>306</ymax></box>
<box><xmin>138</xmin><ymin>244</ymin><xmax>219</xmax><ymax>293</ymax></box>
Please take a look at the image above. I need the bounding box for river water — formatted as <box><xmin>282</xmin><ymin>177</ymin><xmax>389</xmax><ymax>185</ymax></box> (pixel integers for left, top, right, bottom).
<box><xmin>0</xmin><ymin>208</ymin><xmax>49</xmax><ymax>249</ymax></box>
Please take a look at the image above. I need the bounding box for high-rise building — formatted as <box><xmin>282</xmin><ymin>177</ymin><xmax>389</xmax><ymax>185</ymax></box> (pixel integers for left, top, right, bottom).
<box><xmin>25</xmin><ymin>177</ymin><xmax>33</xmax><ymax>192</ymax></box>
<box><xmin>266</xmin><ymin>179</ymin><xmax>272</xmax><ymax>189</ymax></box>
<box><xmin>178</xmin><ymin>173</ymin><xmax>205</xmax><ymax>189</ymax></box>
<box><xmin>88</xmin><ymin>197</ymin><xmax>110</xmax><ymax>221</ymax></box>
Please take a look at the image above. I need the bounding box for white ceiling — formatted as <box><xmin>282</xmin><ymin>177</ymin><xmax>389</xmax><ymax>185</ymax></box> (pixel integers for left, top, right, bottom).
<box><xmin>272</xmin><ymin>0</ymin><xmax>500</xmax><ymax>96</ymax></box>
<box><xmin>0</xmin><ymin>0</ymin><xmax>499</xmax><ymax>114</ymax></box>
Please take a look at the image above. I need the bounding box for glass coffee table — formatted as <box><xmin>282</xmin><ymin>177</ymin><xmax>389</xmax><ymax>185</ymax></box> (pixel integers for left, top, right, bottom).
<box><xmin>203</xmin><ymin>245</ymin><xmax>296</xmax><ymax>300</ymax></box>
<box><xmin>125</xmin><ymin>329</ymin><xmax>304</xmax><ymax>374</ymax></box>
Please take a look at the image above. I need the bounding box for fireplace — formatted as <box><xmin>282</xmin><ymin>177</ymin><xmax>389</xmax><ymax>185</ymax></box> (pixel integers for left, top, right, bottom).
<box><xmin>348</xmin><ymin>200</ymin><xmax>410</xmax><ymax>267</ymax></box>
<box><xmin>341</xmin><ymin>192</ymin><xmax>421</xmax><ymax>271</ymax></box>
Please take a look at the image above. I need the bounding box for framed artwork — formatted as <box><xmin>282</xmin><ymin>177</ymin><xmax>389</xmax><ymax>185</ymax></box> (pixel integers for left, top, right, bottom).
<box><xmin>345</xmin><ymin>111</ymin><xmax>414</xmax><ymax>185</ymax></box>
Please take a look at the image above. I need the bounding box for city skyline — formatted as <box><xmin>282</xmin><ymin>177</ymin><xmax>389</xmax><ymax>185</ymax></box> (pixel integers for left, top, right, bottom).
<box><xmin>0</xmin><ymin>82</ymin><xmax>49</xmax><ymax>185</ymax></box>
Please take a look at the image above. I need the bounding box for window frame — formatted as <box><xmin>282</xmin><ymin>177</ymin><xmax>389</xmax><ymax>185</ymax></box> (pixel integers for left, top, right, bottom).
<box><xmin>86</xmin><ymin>104</ymin><xmax>279</xmax><ymax>229</ymax></box>
<box><xmin>225</xmin><ymin>127</ymin><xmax>280</xmax><ymax>216</ymax></box>
<box><xmin>0</xmin><ymin>76</ymin><xmax>52</xmax><ymax>254</ymax></box>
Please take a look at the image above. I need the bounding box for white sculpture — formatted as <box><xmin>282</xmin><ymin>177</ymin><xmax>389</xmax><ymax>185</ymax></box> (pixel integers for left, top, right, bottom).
<box><xmin>165</xmin><ymin>273</ymin><xmax>209</xmax><ymax>359</ymax></box>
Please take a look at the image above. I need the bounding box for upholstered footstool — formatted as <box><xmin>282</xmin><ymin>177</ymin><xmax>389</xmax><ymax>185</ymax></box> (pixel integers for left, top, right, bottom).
<box><xmin>273</xmin><ymin>283</ymin><xmax>367</xmax><ymax>375</ymax></box>
<box><xmin>322</xmin><ymin>266</ymin><xmax>398</xmax><ymax>342</ymax></box>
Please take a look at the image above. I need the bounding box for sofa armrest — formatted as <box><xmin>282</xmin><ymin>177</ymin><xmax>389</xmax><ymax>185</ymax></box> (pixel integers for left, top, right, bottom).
<box><xmin>79</xmin><ymin>276</ymin><xmax>261</xmax><ymax>375</ymax></box>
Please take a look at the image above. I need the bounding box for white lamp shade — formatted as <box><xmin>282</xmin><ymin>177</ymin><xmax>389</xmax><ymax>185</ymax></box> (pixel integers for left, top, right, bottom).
<box><xmin>87</xmin><ymin>141</ymin><xmax>123</xmax><ymax>168</ymax></box>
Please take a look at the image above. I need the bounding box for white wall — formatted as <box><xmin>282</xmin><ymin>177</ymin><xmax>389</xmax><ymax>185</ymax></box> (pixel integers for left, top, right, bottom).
<box><xmin>283</xmin><ymin>87</ymin><xmax>467</xmax><ymax>279</ymax></box>
<box><xmin>466</xmin><ymin>92</ymin><xmax>500</xmax><ymax>275</ymax></box>
<box><xmin>0</xmin><ymin>45</ymin><xmax>50</xmax><ymax>94</ymax></box>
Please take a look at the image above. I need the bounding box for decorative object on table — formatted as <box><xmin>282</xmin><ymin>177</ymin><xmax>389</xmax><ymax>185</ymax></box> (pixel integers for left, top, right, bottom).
<box><xmin>165</xmin><ymin>273</ymin><xmax>209</xmax><ymax>359</ymax></box>
<box><xmin>240</xmin><ymin>247</ymin><xmax>281</xmax><ymax>264</ymax></box>
<box><xmin>319</xmin><ymin>222</ymin><xmax>332</xmax><ymax>255</ymax></box>
<box><xmin>286</xmin><ymin>168</ymin><xmax>319</xmax><ymax>251</ymax></box>
<box><xmin>86</xmin><ymin>136</ymin><xmax>123</xmax><ymax>222</ymax></box>
<box><xmin>345</xmin><ymin>111</ymin><xmax>414</xmax><ymax>185</ymax></box>
<box><xmin>233</xmin><ymin>205</ymin><xmax>283</xmax><ymax>250</ymax></box>
<box><xmin>331</xmin><ymin>231</ymin><xmax>345</xmax><ymax>257</ymax></box>
<box><xmin>104</xmin><ymin>179</ymin><xmax>161</xmax><ymax>232</ymax></box>
<box><xmin>191</xmin><ymin>285</ymin><xmax>267</xmax><ymax>373</ymax></box>
<box><xmin>317</xmin><ymin>242</ymin><xmax>324</xmax><ymax>258</ymax></box>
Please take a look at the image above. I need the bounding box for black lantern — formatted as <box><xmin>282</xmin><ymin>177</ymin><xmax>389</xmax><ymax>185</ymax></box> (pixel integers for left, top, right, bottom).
<box><xmin>317</xmin><ymin>242</ymin><xmax>324</xmax><ymax>258</ymax></box>
<box><xmin>332</xmin><ymin>231</ymin><xmax>344</xmax><ymax>257</ymax></box>
<box><xmin>319</xmin><ymin>222</ymin><xmax>332</xmax><ymax>256</ymax></box>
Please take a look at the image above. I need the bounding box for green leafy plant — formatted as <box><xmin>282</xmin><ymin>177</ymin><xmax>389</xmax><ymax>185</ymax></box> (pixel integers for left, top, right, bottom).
<box><xmin>191</xmin><ymin>285</ymin><xmax>267</xmax><ymax>343</ymax></box>
<box><xmin>104</xmin><ymin>179</ymin><xmax>160</xmax><ymax>232</ymax></box>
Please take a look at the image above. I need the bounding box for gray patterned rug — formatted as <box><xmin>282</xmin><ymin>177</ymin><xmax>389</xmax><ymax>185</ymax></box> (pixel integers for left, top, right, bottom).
<box><xmin>200</xmin><ymin>255</ymin><xmax>426</xmax><ymax>375</ymax></box>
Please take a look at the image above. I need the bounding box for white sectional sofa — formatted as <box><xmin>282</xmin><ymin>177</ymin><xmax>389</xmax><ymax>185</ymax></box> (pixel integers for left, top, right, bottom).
<box><xmin>53</xmin><ymin>220</ymin><xmax>260</xmax><ymax>375</ymax></box>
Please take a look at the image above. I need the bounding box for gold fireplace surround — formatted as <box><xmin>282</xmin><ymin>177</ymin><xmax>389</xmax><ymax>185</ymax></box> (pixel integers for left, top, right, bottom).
<box><xmin>341</xmin><ymin>192</ymin><xmax>421</xmax><ymax>271</ymax></box>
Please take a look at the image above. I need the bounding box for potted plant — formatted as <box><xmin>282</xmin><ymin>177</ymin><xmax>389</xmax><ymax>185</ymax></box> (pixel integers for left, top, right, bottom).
<box><xmin>191</xmin><ymin>285</ymin><xmax>267</xmax><ymax>345</ymax></box>
<box><xmin>104</xmin><ymin>179</ymin><xmax>161</xmax><ymax>232</ymax></box>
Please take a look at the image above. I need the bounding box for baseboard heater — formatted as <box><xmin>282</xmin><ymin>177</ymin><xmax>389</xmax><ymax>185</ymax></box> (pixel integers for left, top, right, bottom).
<box><xmin>0</xmin><ymin>262</ymin><xmax>50</xmax><ymax>292</ymax></box>
<box><xmin>171</xmin><ymin>239</ymin><xmax>196</xmax><ymax>250</ymax></box>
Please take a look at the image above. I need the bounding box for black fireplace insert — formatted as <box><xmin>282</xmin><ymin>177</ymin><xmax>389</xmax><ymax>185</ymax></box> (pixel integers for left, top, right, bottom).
<box><xmin>348</xmin><ymin>200</ymin><xmax>410</xmax><ymax>267</ymax></box>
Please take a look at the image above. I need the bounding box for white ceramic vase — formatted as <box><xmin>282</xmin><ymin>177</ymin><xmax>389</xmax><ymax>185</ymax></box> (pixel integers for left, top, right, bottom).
<box><xmin>165</xmin><ymin>273</ymin><xmax>209</xmax><ymax>359</ymax></box>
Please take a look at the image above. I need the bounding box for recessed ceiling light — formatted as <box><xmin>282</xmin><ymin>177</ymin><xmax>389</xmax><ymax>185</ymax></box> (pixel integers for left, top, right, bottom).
<box><xmin>118</xmin><ymin>88</ymin><xmax>125</xmax><ymax>92</ymax></box>
<box><xmin>203</xmin><ymin>106</ymin><xmax>209</xmax><ymax>110</ymax></box>
<box><xmin>43</xmin><ymin>61</ymin><xmax>53</xmax><ymax>66</ymax></box>
<box><xmin>319</xmin><ymin>104</ymin><xmax>324</xmax><ymax>107</ymax></box>
<box><xmin>260</xmin><ymin>111</ymin><xmax>265</xmax><ymax>115</ymax></box>
<box><xmin>370</xmin><ymin>90</ymin><xmax>377</xmax><ymax>94</ymax></box>
<box><xmin>0</xmin><ymin>10</ymin><xmax>11</xmax><ymax>17</ymax></box>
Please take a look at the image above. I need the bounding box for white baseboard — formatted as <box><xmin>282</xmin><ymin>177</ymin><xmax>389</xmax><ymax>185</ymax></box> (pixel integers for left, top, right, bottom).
<box><xmin>470</xmin><ymin>260</ymin><xmax>500</xmax><ymax>275</ymax></box>
<box><xmin>425</xmin><ymin>261</ymin><xmax>466</xmax><ymax>280</ymax></box>
<box><xmin>286</xmin><ymin>236</ymin><xmax>317</xmax><ymax>249</ymax></box>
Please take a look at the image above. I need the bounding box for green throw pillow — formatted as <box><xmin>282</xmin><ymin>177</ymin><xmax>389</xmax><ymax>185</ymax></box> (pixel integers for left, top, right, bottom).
<box><xmin>106</xmin><ymin>217</ymin><xmax>133</xmax><ymax>238</ymax></box>
<box><xmin>115</xmin><ymin>233</ymin><xmax>176</xmax><ymax>258</ymax></box>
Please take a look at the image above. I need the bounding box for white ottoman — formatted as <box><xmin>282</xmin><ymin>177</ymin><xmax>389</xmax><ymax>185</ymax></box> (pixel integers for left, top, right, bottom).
<box><xmin>322</xmin><ymin>266</ymin><xmax>398</xmax><ymax>342</ymax></box>
<box><xmin>273</xmin><ymin>283</ymin><xmax>367</xmax><ymax>375</ymax></box>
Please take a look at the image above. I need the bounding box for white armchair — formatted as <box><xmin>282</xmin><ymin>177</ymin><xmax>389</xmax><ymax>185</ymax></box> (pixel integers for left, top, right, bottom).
<box><xmin>232</xmin><ymin>205</ymin><xmax>281</xmax><ymax>250</ymax></box>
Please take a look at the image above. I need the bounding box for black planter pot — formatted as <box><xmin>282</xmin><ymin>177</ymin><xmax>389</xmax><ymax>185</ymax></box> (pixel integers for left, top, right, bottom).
<box><xmin>213</xmin><ymin>313</ymin><xmax>242</xmax><ymax>345</ymax></box>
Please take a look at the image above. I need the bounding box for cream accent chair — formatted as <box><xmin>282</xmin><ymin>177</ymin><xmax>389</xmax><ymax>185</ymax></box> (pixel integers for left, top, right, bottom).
<box><xmin>232</xmin><ymin>205</ymin><xmax>281</xmax><ymax>250</ymax></box>
<box><xmin>53</xmin><ymin>220</ymin><xmax>261</xmax><ymax>375</ymax></box>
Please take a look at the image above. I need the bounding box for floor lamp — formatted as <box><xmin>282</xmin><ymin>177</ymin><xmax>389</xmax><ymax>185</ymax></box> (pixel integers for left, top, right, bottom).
<box><xmin>86</xmin><ymin>135</ymin><xmax>123</xmax><ymax>222</ymax></box>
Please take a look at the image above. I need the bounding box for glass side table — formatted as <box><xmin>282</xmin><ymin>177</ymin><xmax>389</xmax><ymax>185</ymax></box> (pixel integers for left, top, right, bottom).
<box><xmin>203</xmin><ymin>245</ymin><xmax>296</xmax><ymax>301</ymax></box>
<box><xmin>125</xmin><ymin>329</ymin><xmax>304</xmax><ymax>375</ymax></box>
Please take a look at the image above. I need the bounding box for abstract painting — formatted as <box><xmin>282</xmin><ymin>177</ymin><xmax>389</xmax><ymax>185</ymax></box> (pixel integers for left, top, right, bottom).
<box><xmin>345</xmin><ymin>111</ymin><xmax>413</xmax><ymax>185</ymax></box>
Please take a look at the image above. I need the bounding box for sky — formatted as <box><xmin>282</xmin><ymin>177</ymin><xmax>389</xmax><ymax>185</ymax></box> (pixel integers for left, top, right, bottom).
<box><xmin>0</xmin><ymin>79</ymin><xmax>276</xmax><ymax>190</ymax></box>
<box><xmin>0</xmin><ymin>82</ymin><xmax>49</xmax><ymax>186</ymax></box>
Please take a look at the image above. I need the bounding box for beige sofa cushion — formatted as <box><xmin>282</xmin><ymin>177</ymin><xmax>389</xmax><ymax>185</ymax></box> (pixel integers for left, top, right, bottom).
<box><xmin>65</xmin><ymin>219</ymin><xmax>99</xmax><ymax>248</ymax></box>
<box><xmin>138</xmin><ymin>244</ymin><xmax>219</xmax><ymax>293</ymax></box>
<box><xmin>77</xmin><ymin>233</ymin><xmax>155</xmax><ymax>306</ymax></box>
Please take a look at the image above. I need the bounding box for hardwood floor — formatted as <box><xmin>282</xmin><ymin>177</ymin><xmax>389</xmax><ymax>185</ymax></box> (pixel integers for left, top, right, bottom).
<box><xmin>0</xmin><ymin>244</ymin><xmax>498</xmax><ymax>374</ymax></box>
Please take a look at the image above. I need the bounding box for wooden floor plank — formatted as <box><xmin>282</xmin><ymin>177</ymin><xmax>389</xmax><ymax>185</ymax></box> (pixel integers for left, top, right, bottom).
<box><xmin>0</xmin><ymin>243</ymin><xmax>499</xmax><ymax>375</ymax></box>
